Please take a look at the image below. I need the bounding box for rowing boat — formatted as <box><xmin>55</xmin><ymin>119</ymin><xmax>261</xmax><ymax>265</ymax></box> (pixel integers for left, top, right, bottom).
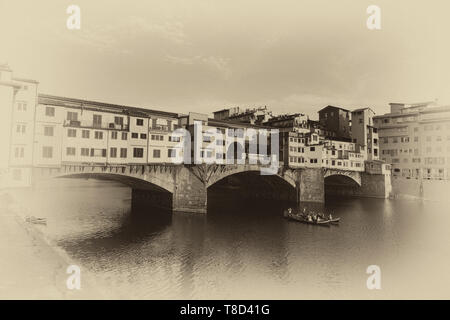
<box><xmin>284</xmin><ymin>212</ymin><xmax>331</xmax><ymax>226</ymax></box>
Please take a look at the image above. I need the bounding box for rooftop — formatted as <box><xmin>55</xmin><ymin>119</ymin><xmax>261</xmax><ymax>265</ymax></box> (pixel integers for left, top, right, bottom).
<box><xmin>352</xmin><ymin>107</ymin><xmax>375</xmax><ymax>114</ymax></box>
<box><xmin>318</xmin><ymin>105</ymin><xmax>350</xmax><ymax>113</ymax></box>
<box><xmin>38</xmin><ymin>94</ymin><xmax>181</xmax><ymax>118</ymax></box>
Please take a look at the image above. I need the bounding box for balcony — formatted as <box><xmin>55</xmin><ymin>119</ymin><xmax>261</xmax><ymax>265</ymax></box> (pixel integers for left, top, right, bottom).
<box><xmin>63</xmin><ymin>120</ymin><xmax>129</xmax><ymax>131</ymax></box>
<box><xmin>149</xmin><ymin>125</ymin><xmax>170</xmax><ymax>132</ymax></box>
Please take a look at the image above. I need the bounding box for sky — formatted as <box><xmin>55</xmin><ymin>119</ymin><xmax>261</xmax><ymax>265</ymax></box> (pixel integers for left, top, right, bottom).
<box><xmin>1</xmin><ymin>0</ymin><xmax>449</xmax><ymax>118</ymax></box>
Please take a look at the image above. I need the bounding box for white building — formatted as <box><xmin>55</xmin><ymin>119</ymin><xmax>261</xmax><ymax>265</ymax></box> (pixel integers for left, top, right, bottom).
<box><xmin>0</xmin><ymin>64</ymin><xmax>38</xmax><ymax>188</ymax></box>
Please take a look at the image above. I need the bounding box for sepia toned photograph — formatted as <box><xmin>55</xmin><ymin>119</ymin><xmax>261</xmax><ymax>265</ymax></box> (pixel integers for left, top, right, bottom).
<box><xmin>1</xmin><ymin>0</ymin><xmax>450</xmax><ymax>304</ymax></box>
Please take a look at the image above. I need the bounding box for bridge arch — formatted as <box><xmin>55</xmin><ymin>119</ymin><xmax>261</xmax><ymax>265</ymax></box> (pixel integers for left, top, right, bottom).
<box><xmin>323</xmin><ymin>169</ymin><xmax>361</xmax><ymax>187</ymax></box>
<box><xmin>207</xmin><ymin>166</ymin><xmax>297</xmax><ymax>203</ymax></box>
<box><xmin>33</xmin><ymin>164</ymin><xmax>176</xmax><ymax>193</ymax></box>
<box><xmin>205</xmin><ymin>164</ymin><xmax>296</xmax><ymax>189</ymax></box>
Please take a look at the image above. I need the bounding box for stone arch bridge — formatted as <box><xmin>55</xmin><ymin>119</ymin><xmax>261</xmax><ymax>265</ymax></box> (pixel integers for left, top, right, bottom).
<box><xmin>32</xmin><ymin>163</ymin><xmax>389</xmax><ymax>214</ymax></box>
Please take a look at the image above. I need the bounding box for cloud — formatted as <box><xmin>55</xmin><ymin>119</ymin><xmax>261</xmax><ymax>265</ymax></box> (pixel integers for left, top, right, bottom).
<box><xmin>58</xmin><ymin>15</ymin><xmax>188</xmax><ymax>55</ymax></box>
<box><xmin>165</xmin><ymin>54</ymin><xmax>232</xmax><ymax>80</ymax></box>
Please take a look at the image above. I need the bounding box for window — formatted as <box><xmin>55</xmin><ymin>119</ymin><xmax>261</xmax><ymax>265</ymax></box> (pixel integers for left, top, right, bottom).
<box><xmin>82</xmin><ymin>130</ymin><xmax>90</xmax><ymax>139</ymax></box>
<box><xmin>200</xmin><ymin>150</ymin><xmax>213</xmax><ymax>158</ymax></box>
<box><xmin>131</xmin><ymin>133</ymin><xmax>138</xmax><ymax>139</ymax></box>
<box><xmin>151</xmin><ymin>135</ymin><xmax>164</xmax><ymax>141</ymax></box>
<box><xmin>90</xmin><ymin>148</ymin><xmax>107</xmax><ymax>157</ymax></box>
<box><xmin>44</xmin><ymin>126</ymin><xmax>54</xmax><ymax>137</ymax></box>
<box><xmin>94</xmin><ymin>131</ymin><xmax>103</xmax><ymax>139</ymax></box>
<box><xmin>134</xmin><ymin>148</ymin><xmax>144</xmax><ymax>158</ymax></box>
<box><xmin>121</xmin><ymin>132</ymin><xmax>127</xmax><ymax>140</ymax></box>
<box><xmin>17</xmin><ymin>102</ymin><xmax>27</xmax><ymax>111</ymax></box>
<box><xmin>114</xmin><ymin>117</ymin><xmax>124</xmax><ymax>125</ymax></box>
<box><xmin>42</xmin><ymin>146</ymin><xmax>53</xmax><ymax>158</ymax></box>
<box><xmin>16</xmin><ymin>124</ymin><xmax>26</xmax><ymax>134</ymax></box>
<box><xmin>110</xmin><ymin>148</ymin><xmax>117</xmax><ymax>158</ymax></box>
<box><xmin>170</xmin><ymin>136</ymin><xmax>181</xmax><ymax>142</ymax></box>
<box><xmin>414</xmin><ymin>136</ymin><xmax>419</xmax><ymax>142</ymax></box>
<box><xmin>66</xmin><ymin>147</ymin><xmax>76</xmax><ymax>156</ymax></box>
<box><xmin>168</xmin><ymin>149</ymin><xmax>176</xmax><ymax>158</ymax></box>
<box><xmin>310</xmin><ymin>147</ymin><xmax>315</xmax><ymax>151</ymax></box>
<box><xmin>111</xmin><ymin>131</ymin><xmax>118</xmax><ymax>139</ymax></box>
<box><xmin>81</xmin><ymin>148</ymin><xmax>90</xmax><ymax>156</ymax></box>
<box><xmin>14</xmin><ymin>146</ymin><xmax>24</xmax><ymax>158</ymax></box>
<box><xmin>67</xmin><ymin>129</ymin><xmax>77</xmax><ymax>137</ymax></box>
<box><xmin>67</xmin><ymin>111</ymin><xmax>78</xmax><ymax>121</ymax></box>
<box><xmin>93</xmin><ymin>114</ymin><xmax>102</xmax><ymax>127</ymax></box>
<box><xmin>120</xmin><ymin>148</ymin><xmax>127</xmax><ymax>158</ymax></box>
<box><xmin>136</xmin><ymin>119</ymin><xmax>144</xmax><ymax>126</ymax></box>
<box><xmin>140</xmin><ymin>133</ymin><xmax>147</xmax><ymax>140</ymax></box>
<box><xmin>45</xmin><ymin>106</ymin><xmax>55</xmax><ymax>117</ymax></box>
<box><xmin>152</xmin><ymin>149</ymin><xmax>161</xmax><ymax>158</ymax></box>
<box><xmin>216</xmin><ymin>152</ymin><xmax>224</xmax><ymax>160</ymax></box>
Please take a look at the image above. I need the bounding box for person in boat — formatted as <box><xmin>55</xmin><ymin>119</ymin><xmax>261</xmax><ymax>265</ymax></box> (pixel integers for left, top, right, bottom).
<box><xmin>329</xmin><ymin>213</ymin><xmax>333</xmax><ymax>220</ymax></box>
<box><xmin>287</xmin><ymin>208</ymin><xmax>292</xmax><ymax>214</ymax></box>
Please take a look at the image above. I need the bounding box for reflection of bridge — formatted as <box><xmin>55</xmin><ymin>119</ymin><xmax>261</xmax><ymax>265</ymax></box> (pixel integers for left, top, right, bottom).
<box><xmin>33</xmin><ymin>162</ymin><xmax>391</xmax><ymax>214</ymax></box>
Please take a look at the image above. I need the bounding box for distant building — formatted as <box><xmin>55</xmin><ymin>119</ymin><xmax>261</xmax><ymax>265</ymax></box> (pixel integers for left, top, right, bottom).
<box><xmin>213</xmin><ymin>106</ymin><xmax>273</xmax><ymax>125</ymax></box>
<box><xmin>374</xmin><ymin>101</ymin><xmax>450</xmax><ymax>180</ymax></box>
<box><xmin>318</xmin><ymin>105</ymin><xmax>351</xmax><ymax>140</ymax></box>
<box><xmin>263</xmin><ymin>113</ymin><xmax>309</xmax><ymax>133</ymax></box>
<box><xmin>351</xmin><ymin>107</ymin><xmax>379</xmax><ymax>161</ymax></box>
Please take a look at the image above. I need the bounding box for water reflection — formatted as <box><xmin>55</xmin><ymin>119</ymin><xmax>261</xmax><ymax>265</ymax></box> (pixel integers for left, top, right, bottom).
<box><xmin>11</xmin><ymin>178</ymin><xmax>450</xmax><ymax>299</ymax></box>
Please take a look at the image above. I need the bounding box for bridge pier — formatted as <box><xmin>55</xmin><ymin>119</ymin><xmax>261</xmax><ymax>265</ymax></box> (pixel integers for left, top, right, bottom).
<box><xmin>172</xmin><ymin>166</ymin><xmax>207</xmax><ymax>214</ymax></box>
<box><xmin>295</xmin><ymin>168</ymin><xmax>325</xmax><ymax>204</ymax></box>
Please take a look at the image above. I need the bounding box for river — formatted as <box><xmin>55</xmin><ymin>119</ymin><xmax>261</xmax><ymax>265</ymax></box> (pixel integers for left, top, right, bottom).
<box><xmin>10</xmin><ymin>178</ymin><xmax>450</xmax><ymax>299</ymax></box>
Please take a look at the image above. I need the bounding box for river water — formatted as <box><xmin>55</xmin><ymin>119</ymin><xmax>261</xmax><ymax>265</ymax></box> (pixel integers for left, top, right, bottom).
<box><xmin>12</xmin><ymin>178</ymin><xmax>450</xmax><ymax>299</ymax></box>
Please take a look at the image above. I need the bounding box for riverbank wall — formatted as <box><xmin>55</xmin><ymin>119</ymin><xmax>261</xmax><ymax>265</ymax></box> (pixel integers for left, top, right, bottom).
<box><xmin>391</xmin><ymin>177</ymin><xmax>450</xmax><ymax>202</ymax></box>
<box><xmin>0</xmin><ymin>190</ymin><xmax>108</xmax><ymax>299</ymax></box>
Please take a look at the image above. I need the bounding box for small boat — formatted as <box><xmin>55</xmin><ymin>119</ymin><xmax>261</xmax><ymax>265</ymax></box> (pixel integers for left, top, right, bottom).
<box><xmin>284</xmin><ymin>211</ymin><xmax>331</xmax><ymax>226</ymax></box>
<box><xmin>25</xmin><ymin>216</ymin><xmax>47</xmax><ymax>225</ymax></box>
